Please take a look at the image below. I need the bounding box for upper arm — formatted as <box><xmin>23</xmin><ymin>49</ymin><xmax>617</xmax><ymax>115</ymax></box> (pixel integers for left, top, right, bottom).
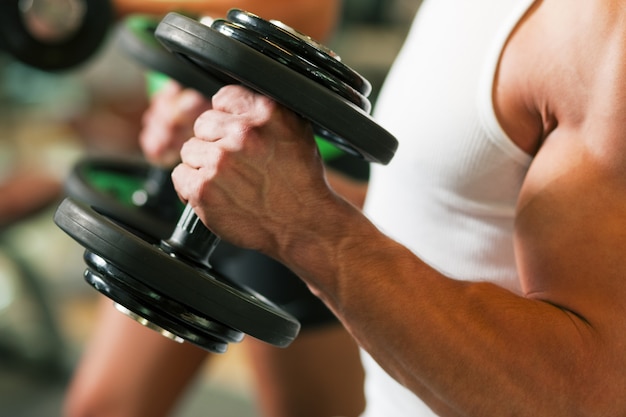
<box><xmin>512</xmin><ymin>0</ymin><xmax>626</xmax><ymax>333</ymax></box>
<box><xmin>515</xmin><ymin>127</ymin><xmax>626</xmax><ymax>323</ymax></box>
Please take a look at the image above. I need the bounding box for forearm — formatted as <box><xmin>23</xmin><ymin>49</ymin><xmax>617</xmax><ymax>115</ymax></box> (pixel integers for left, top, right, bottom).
<box><xmin>275</xmin><ymin>200</ymin><xmax>613</xmax><ymax>416</ymax></box>
<box><xmin>112</xmin><ymin>0</ymin><xmax>340</xmax><ymax>41</ymax></box>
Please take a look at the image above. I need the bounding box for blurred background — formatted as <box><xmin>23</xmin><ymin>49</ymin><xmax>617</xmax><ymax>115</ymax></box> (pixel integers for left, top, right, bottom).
<box><xmin>0</xmin><ymin>1</ymin><xmax>420</xmax><ymax>415</ymax></box>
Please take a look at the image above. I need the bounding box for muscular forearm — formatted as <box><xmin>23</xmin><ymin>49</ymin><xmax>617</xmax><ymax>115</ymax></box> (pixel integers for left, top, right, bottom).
<box><xmin>112</xmin><ymin>0</ymin><xmax>340</xmax><ymax>41</ymax></box>
<box><xmin>275</xmin><ymin>200</ymin><xmax>617</xmax><ymax>417</ymax></box>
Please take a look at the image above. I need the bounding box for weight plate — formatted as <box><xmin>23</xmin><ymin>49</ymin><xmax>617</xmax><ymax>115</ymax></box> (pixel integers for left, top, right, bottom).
<box><xmin>117</xmin><ymin>15</ymin><xmax>225</xmax><ymax>97</ymax></box>
<box><xmin>226</xmin><ymin>9</ymin><xmax>372</xmax><ymax>97</ymax></box>
<box><xmin>155</xmin><ymin>12</ymin><xmax>398</xmax><ymax>165</ymax></box>
<box><xmin>211</xmin><ymin>19</ymin><xmax>371</xmax><ymax>113</ymax></box>
<box><xmin>84</xmin><ymin>250</ymin><xmax>243</xmax><ymax>352</ymax></box>
<box><xmin>54</xmin><ymin>197</ymin><xmax>301</xmax><ymax>347</ymax></box>
<box><xmin>63</xmin><ymin>156</ymin><xmax>180</xmax><ymax>239</ymax></box>
<box><xmin>0</xmin><ymin>0</ymin><xmax>113</xmax><ymax>71</ymax></box>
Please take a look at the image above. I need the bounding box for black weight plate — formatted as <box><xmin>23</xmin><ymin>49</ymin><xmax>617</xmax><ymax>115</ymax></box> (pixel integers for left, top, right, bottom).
<box><xmin>84</xmin><ymin>251</ymin><xmax>243</xmax><ymax>352</ymax></box>
<box><xmin>155</xmin><ymin>12</ymin><xmax>398</xmax><ymax>165</ymax></box>
<box><xmin>211</xmin><ymin>19</ymin><xmax>370</xmax><ymax>113</ymax></box>
<box><xmin>0</xmin><ymin>0</ymin><xmax>113</xmax><ymax>71</ymax></box>
<box><xmin>63</xmin><ymin>156</ymin><xmax>178</xmax><ymax>239</ymax></box>
<box><xmin>54</xmin><ymin>197</ymin><xmax>301</xmax><ymax>347</ymax></box>
<box><xmin>117</xmin><ymin>15</ymin><xmax>226</xmax><ymax>97</ymax></box>
<box><xmin>226</xmin><ymin>9</ymin><xmax>372</xmax><ymax>97</ymax></box>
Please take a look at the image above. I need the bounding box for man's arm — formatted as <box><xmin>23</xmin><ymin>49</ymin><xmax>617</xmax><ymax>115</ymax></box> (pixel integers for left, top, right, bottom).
<box><xmin>172</xmin><ymin>78</ymin><xmax>626</xmax><ymax>416</ymax></box>
<box><xmin>294</xmin><ymin>133</ymin><xmax>626</xmax><ymax>417</ymax></box>
<box><xmin>289</xmin><ymin>2</ymin><xmax>626</xmax><ymax>413</ymax></box>
<box><xmin>169</xmin><ymin>1</ymin><xmax>626</xmax><ymax>413</ymax></box>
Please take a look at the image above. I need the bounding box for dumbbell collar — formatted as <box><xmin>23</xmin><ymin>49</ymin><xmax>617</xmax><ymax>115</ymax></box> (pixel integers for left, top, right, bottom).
<box><xmin>161</xmin><ymin>204</ymin><xmax>220</xmax><ymax>268</ymax></box>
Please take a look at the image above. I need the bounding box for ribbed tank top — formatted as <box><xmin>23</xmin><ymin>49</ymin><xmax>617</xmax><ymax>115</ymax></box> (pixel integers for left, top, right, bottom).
<box><xmin>361</xmin><ymin>0</ymin><xmax>535</xmax><ymax>415</ymax></box>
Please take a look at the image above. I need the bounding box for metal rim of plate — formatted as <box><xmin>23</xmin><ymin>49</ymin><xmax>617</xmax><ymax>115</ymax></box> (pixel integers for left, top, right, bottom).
<box><xmin>84</xmin><ymin>249</ymin><xmax>243</xmax><ymax>353</ymax></box>
<box><xmin>226</xmin><ymin>8</ymin><xmax>372</xmax><ymax>97</ymax></box>
<box><xmin>210</xmin><ymin>18</ymin><xmax>371</xmax><ymax>113</ymax></box>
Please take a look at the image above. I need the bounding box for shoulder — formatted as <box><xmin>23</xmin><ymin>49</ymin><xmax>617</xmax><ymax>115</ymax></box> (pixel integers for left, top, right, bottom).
<box><xmin>495</xmin><ymin>0</ymin><xmax>626</xmax><ymax>155</ymax></box>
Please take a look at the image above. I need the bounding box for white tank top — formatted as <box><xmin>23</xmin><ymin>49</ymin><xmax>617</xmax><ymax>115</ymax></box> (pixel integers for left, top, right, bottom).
<box><xmin>361</xmin><ymin>0</ymin><xmax>536</xmax><ymax>415</ymax></box>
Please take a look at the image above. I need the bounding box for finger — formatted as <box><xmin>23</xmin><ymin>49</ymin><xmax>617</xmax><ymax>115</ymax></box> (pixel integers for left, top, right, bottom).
<box><xmin>148</xmin><ymin>83</ymin><xmax>207</xmax><ymax>128</ymax></box>
<box><xmin>193</xmin><ymin>109</ymin><xmax>239</xmax><ymax>143</ymax></box>
<box><xmin>157</xmin><ymin>78</ymin><xmax>183</xmax><ymax>98</ymax></box>
<box><xmin>179</xmin><ymin>136</ymin><xmax>220</xmax><ymax>170</ymax></box>
<box><xmin>140</xmin><ymin>86</ymin><xmax>210</xmax><ymax>164</ymax></box>
<box><xmin>171</xmin><ymin>161</ymin><xmax>213</xmax><ymax>207</ymax></box>
<box><xmin>139</xmin><ymin>116</ymin><xmax>182</xmax><ymax>165</ymax></box>
<box><xmin>170</xmin><ymin>162</ymin><xmax>195</xmax><ymax>204</ymax></box>
<box><xmin>211</xmin><ymin>84</ymin><xmax>269</xmax><ymax>115</ymax></box>
<box><xmin>171</xmin><ymin>88</ymin><xmax>210</xmax><ymax>124</ymax></box>
<box><xmin>144</xmin><ymin>138</ymin><xmax>181</xmax><ymax>167</ymax></box>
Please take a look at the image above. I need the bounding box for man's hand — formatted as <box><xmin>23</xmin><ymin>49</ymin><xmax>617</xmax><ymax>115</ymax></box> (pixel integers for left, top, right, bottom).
<box><xmin>172</xmin><ymin>85</ymin><xmax>333</xmax><ymax>255</ymax></box>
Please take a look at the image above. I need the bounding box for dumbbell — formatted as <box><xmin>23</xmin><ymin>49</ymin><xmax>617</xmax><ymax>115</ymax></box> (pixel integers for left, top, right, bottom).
<box><xmin>61</xmin><ymin>15</ymin><xmax>253</xmax><ymax>352</ymax></box>
<box><xmin>54</xmin><ymin>9</ymin><xmax>398</xmax><ymax>353</ymax></box>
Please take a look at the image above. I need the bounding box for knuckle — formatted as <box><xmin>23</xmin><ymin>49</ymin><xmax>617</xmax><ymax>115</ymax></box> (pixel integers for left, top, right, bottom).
<box><xmin>212</xmin><ymin>84</ymin><xmax>238</xmax><ymax>104</ymax></box>
<box><xmin>211</xmin><ymin>146</ymin><xmax>230</xmax><ymax>170</ymax></box>
<box><xmin>193</xmin><ymin>111</ymin><xmax>211</xmax><ymax>134</ymax></box>
<box><xmin>256</xmin><ymin>95</ymin><xmax>278</xmax><ymax>118</ymax></box>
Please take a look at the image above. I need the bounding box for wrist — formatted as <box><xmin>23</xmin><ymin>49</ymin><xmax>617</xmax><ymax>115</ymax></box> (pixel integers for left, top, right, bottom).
<box><xmin>274</xmin><ymin>192</ymin><xmax>372</xmax><ymax>295</ymax></box>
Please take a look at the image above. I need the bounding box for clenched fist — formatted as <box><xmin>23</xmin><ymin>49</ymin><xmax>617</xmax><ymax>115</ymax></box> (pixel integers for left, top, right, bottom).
<box><xmin>171</xmin><ymin>85</ymin><xmax>339</xmax><ymax>258</ymax></box>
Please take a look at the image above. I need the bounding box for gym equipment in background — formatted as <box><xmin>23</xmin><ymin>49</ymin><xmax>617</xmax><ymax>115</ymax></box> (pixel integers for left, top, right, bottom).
<box><xmin>0</xmin><ymin>0</ymin><xmax>113</xmax><ymax>71</ymax></box>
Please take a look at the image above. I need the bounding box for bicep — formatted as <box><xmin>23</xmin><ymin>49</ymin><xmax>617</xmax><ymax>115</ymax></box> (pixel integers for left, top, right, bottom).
<box><xmin>514</xmin><ymin>128</ymin><xmax>626</xmax><ymax>330</ymax></box>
